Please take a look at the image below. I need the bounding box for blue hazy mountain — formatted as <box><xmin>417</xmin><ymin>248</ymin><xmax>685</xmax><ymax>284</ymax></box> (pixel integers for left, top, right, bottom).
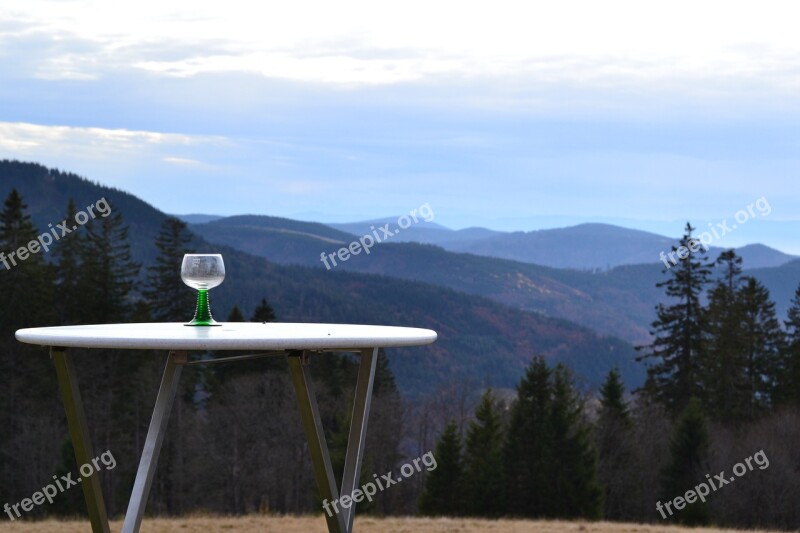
<box><xmin>330</xmin><ymin>220</ymin><xmax>796</xmax><ymax>270</ymax></box>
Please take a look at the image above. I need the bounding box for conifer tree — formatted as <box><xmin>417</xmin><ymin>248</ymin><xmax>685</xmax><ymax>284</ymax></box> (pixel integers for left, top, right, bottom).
<box><xmin>599</xmin><ymin>367</ymin><xmax>629</xmax><ymax>421</ymax></box>
<box><xmin>0</xmin><ymin>189</ymin><xmax>55</xmax><ymax>331</ymax></box>
<box><xmin>703</xmin><ymin>250</ymin><xmax>747</xmax><ymax>423</ymax></box>
<box><xmin>660</xmin><ymin>398</ymin><xmax>711</xmax><ymax>525</ymax></box>
<box><xmin>419</xmin><ymin>422</ymin><xmax>463</xmax><ymax>516</ymax></box>
<box><xmin>251</xmin><ymin>297</ymin><xmax>277</xmax><ymax>322</ymax></box>
<box><xmin>596</xmin><ymin>368</ymin><xmax>635</xmax><ymax>519</ymax></box>
<box><xmin>505</xmin><ymin>358</ymin><xmax>601</xmax><ymax>519</ymax></box>
<box><xmin>504</xmin><ymin>356</ymin><xmax>552</xmax><ymax>516</ymax></box>
<box><xmin>778</xmin><ymin>284</ymin><xmax>800</xmax><ymax>407</ymax></box>
<box><xmin>53</xmin><ymin>199</ymin><xmax>87</xmax><ymax>324</ymax></box>
<box><xmin>637</xmin><ymin>223</ymin><xmax>711</xmax><ymax>415</ymax></box>
<box><xmin>144</xmin><ymin>217</ymin><xmax>195</xmax><ymax>322</ymax></box>
<box><xmin>227</xmin><ymin>305</ymin><xmax>245</xmax><ymax>322</ymax></box>
<box><xmin>0</xmin><ymin>190</ymin><xmax>57</xmax><ymax>494</ymax></box>
<box><xmin>81</xmin><ymin>207</ymin><xmax>140</xmax><ymax>323</ymax></box>
<box><xmin>372</xmin><ymin>349</ymin><xmax>397</xmax><ymax>396</ymax></box>
<box><xmin>737</xmin><ymin>276</ymin><xmax>783</xmax><ymax>418</ymax></box>
<box><xmin>462</xmin><ymin>390</ymin><xmax>506</xmax><ymax>517</ymax></box>
<box><xmin>548</xmin><ymin>365</ymin><xmax>602</xmax><ymax>519</ymax></box>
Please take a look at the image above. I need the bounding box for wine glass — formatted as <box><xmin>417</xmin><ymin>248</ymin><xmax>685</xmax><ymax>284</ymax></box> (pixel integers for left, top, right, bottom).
<box><xmin>181</xmin><ymin>254</ymin><xmax>225</xmax><ymax>326</ymax></box>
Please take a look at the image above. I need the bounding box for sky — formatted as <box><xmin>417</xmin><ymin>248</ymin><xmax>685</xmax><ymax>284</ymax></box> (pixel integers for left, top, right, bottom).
<box><xmin>1</xmin><ymin>0</ymin><xmax>799</xmax><ymax>251</ymax></box>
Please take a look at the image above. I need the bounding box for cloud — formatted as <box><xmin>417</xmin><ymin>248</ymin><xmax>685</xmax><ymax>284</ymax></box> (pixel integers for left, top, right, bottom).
<box><xmin>163</xmin><ymin>156</ymin><xmax>206</xmax><ymax>166</ymax></box>
<box><xmin>3</xmin><ymin>0</ymin><xmax>800</xmax><ymax>96</ymax></box>
<box><xmin>0</xmin><ymin>122</ymin><xmax>228</xmax><ymax>168</ymax></box>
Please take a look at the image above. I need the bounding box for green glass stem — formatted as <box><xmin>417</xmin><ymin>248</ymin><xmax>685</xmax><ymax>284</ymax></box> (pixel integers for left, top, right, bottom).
<box><xmin>187</xmin><ymin>288</ymin><xmax>219</xmax><ymax>326</ymax></box>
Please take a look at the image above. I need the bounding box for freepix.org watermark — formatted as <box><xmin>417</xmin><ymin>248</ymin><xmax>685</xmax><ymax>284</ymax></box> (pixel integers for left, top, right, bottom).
<box><xmin>0</xmin><ymin>197</ymin><xmax>112</xmax><ymax>271</ymax></box>
<box><xmin>322</xmin><ymin>451</ymin><xmax>437</xmax><ymax>517</ymax></box>
<box><xmin>320</xmin><ymin>203</ymin><xmax>435</xmax><ymax>270</ymax></box>
<box><xmin>656</xmin><ymin>449</ymin><xmax>769</xmax><ymax>520</ymax></box>
<box><xmin>659</xmin><ymin>197</ymin><xmax>771</xmax><ymax>269</ymax></box>
<box><xmin>4</xmin><ymin>450</ymin><xmax>117</xmax><ymax>520</ymax></box>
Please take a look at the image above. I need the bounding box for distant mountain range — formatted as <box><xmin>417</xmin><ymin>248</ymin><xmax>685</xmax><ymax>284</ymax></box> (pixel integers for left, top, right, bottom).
<box><xmin>184</xmin><ymin>214</ymin><xmax>797</xmax><ymax>271</ymax></box>
<box><xmin>329</xmin><ymin>219</ymin><xmax>797</xmax><ymax>270</ymax></box>
<box><xmin>4</xmin><ymin>160</ymin><xmax>797</xmax><ymax>396</ymax></box>
<box><xmin>1</xmin><ymin>160</ymin><xmax>643</xmax><ymax>395</ymax></box>
<box><xmin>186</xmin><ymin>214</ymin><xmax>800</xmax><ymax>346</ymax></box>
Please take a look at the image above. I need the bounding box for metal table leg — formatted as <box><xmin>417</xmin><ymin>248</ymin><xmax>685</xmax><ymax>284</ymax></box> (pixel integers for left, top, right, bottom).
<box><xmin>288</xmin><ymin>348</ymin><xmax>378</xmax><ymax>533</ymax></box>
<box><xmin>122</xmin><ymin>351</ymin><xmax>186</xmax><ymax>533</ymax></box>
<box><xmin>51</xmin><ymin>347</ymin><xmax>111</xmax><ymax>533</ymax></box>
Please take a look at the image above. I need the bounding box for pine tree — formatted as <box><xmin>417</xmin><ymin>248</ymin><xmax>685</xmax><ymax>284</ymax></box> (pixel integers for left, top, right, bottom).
<box><xmin>548</xmin><ymin>364</ymin><xmax>603</xmax><ymax>519</ymax></box>
<box><xmin>0</xmin><ymin>189</ymin><xmax>55</xmax><ymax>332</ymax></box>
<box><xmin>462</xmin><ymin>389</ymin><xmax>506</xmax><ymax>517</ymax></box>
<box><xmin>419</xmin><ymin>422</ymin><xmax>463</xmax><ymax>516</ymax></box>
<box><xmin>251</xmin><ymin>297</ymin><xmax>277</xmax><ymax>322</ymax></box>
<box><xmin>598</xmin><ymin>367</ymin><xmax>629</xmax><ymax>421</ymax></box>
<box><xmin>703</xmin><ymin>250</ymin><xmax>747</xmax><ymax>423</ymax></box>
<box><xmin>53</xmin><ymin>199</ymin><xmax>88</xmax><ymax>324</ymax></box>
<box><xmin>144</xmin><ymin>217</ymin><xmax>195</xmax><ymax>322</ymax></box>
<box><xmin>227</xmin><ymin>305</ymin><xmax>245</xmax><ymax>322</ymax></box>
<box><xmin>81</xmin><ymin>207</ymin><xmax>140</xmax><ymax>323</ymax></box>
<box><xmin>596</xmin><ymin>368</ymin><xmax>635</xmax><ymax>520</ymax></box>
<box><xmin>778</xmin><ymin>284</ymin><xmax>800</xmax><ymax>407</ymax></box>
<box><xmin>637</xmin><ymin>223</ymin><xmax>712</xmax><ymax>415</ymax></box>
<box><xmin>504</xmin><ymin>356</ymin><xmax>553</xmax><ymax>516</ymax></box>
<box><xmin>0</xmin><ymin>190</ymin><xmax>57</xmax><ymax>492</ymax></box>
<box><xmin>737</xmin><ymin>276</ymin><xmax>784</xmax><ymax>418</ymax></box>
<box><xmin>504</xmin><ymin>358</ymin><xmax>601</xmax><ymax>519</ymax></box>
<box><xmin>372</xmin><ymin>349</ymin><xmax>397</xmax><ymax>397</ymax></box>
<box><xmin>660</xmin><ymin>398</ymin><xmax>711</xmax><ymax>525</ymax></box>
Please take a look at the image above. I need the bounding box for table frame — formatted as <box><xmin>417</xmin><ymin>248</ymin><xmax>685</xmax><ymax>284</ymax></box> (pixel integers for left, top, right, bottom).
<box><xmin>49</xmin><ymin>345</ymin><xmax>380</xmax><ymax>533</ymax></box>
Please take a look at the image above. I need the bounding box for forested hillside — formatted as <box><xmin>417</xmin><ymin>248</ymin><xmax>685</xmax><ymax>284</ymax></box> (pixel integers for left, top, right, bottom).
<box><xmin>0</xmin><ymin>159</ymin><xmax>642</xmax><ymax>393</ymax></box>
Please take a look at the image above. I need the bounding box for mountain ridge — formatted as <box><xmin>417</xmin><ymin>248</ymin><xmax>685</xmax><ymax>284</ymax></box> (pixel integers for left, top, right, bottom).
<box><xmin>0</xmin><ymin>159</ymin><xmax>644</xmax><ymax>394</ymax></box>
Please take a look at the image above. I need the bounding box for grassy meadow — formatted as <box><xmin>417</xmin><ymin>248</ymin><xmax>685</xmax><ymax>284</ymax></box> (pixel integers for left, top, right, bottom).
<box><xmin>0</xmin><ymin>516</ymin><xmax>786</xmax><ymax>533</ymax></box>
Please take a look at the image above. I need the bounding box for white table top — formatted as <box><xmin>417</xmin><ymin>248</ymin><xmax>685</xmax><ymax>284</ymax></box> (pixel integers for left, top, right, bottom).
<box><xmin>15</xmin><ymin>323</ymin><xmax>438</xmax><ymax>351</ymax></box>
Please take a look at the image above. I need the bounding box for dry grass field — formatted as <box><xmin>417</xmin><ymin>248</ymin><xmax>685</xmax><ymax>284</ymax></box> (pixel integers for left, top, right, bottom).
<box><xmin>0</xmin><ymin>516</ymin><xmax>785</xmax><ymax>533</ymax></box>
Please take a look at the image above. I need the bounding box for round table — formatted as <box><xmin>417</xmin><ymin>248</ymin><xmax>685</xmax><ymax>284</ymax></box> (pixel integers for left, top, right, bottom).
<box><xmin>16</xmin><ymin>323</ymin><xmax>437</xmax><ymax>533</ymax></box>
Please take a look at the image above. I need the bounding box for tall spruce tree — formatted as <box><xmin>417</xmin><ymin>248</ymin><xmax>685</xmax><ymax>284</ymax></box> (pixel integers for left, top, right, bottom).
<box><xmin>419</xmin><ymin>422</ymin><xmax>463</xmax><ymax>516</ymax></box>
<box><xmin>737</xmin><ymin>276</ymin><xmax>784</xmax><ymax>418</ymax></box>
<box><xmin>660</xmin><ymin>398</ymin><xmax>711</xmax><ymax>525</ymax></box>
<box><xmin>144</xmin><ymin>217</ymin><xmax>195</xmax><ymax>322</ymax></box>
<box><xmin>778</xmin><ymin>284</ymin><xmax>800</xmax><ymax>407</ymax></box>
<box><xmin>251</xmin><ymin>297</ymin><xmax>277</xmax><ymax>322</ymax></box>
<box><xmin>505</xmin><ymin>357</ymin><xmax>602</xmax><ymax>519</ymax></box>
<box><xmin>548</xmin><ymin>365</ymin><xmax>602</xmax><ymax>519</ymax></box>
<box><xmin>703</xmin><ymin>250</ymin><xmax>747</xmax><ymax>423</ymax></box>
<box><xmin>0</xmin><ymin>189</ymin><xmax>57</xmax><ymax>497</ymax></box>
<box><xmin>81</xmin><ymin>207</ymin><xmax>140</xmax><ymax>323</ymax></box>
<box><xmin>598</xmin><ymin>367</ymin><xmax>629</xmax><ymax>421</ymax></box>
<box><xmin>637</xmin><ymin>223</ymin><xmax>711</xmax><ymax>415</ymax></box>
<box><xmin>504</xmin><ymin>356</ymin><xmax>553</xmax><ymax>516</ymax></box>
<box><xmin>596</xmin><ymin>368</ymin><xmax>635</xmax><ymax>520</ymax></box>
<box><xmin>52</xmin><ymin>199</ymin><xmax>88</xmax><ymax>324</ymax></box>
<box><xmin>0</xmin><ymin>189</ymin><xmax>55</xmax><ymax>331</ymax></box>
<box><xmin>462</xmin><ymin>389</ymin><xmax>506</xmax><ymax>517</ymax></box>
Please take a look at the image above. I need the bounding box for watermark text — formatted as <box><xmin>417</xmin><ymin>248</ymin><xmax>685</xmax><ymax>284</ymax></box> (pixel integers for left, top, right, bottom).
<box><xmin>4</xmin><ymin>450</ymin><xmax>117</xmax><ymax>520</ymax></box>
<box><xmin>0</xmin><ymin>197</ymin><xmax>112</xmax><ymax>271</ymax></box>
<box><xmin>320</xmin><ymin>203</ymin><xmax>434</xmax><ymax>270</ymax></box>
<box><xmin>656</xmin><ymin>449</ymin><xmax>769</xmax><ymax>519</ymax></box>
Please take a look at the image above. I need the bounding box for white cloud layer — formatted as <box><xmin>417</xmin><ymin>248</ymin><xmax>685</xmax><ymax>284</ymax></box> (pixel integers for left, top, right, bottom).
<box><xmin>0</xmin><ymin>122</ymin><xmax>223</xmax><ymax>155</ymax></box>
<box><xmin>3</xmin><ymin>0</ymin><xmax>800</xmax><ymax>91</ymax></box>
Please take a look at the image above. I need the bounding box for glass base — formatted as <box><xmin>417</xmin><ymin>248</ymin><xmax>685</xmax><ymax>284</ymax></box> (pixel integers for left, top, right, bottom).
<box><xmin>186</xmin><ymin>288</ymin><xmax>220</xmax><ymax>326</ymax></box>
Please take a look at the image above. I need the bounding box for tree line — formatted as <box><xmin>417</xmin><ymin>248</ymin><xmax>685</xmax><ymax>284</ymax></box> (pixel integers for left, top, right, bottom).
<box><xmin>419</xmin><ymin>223</ymin><xmax>800</xmax><ymax>529</ymax></box>
<box><xmin>0</xmin><ymin>189</ymin><xmax>413</xmax><ymax>518</ymax></box>
<box><xmin>3</xmin><ymin>187</ymin><xmax>799</xmax><ymax>528</ymax></box>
